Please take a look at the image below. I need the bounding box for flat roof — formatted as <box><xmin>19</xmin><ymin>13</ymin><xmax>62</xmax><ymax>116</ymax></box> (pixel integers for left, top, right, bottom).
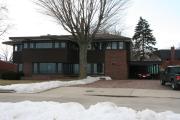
<box><xmin>3</xmin><ymin>34</ymin><xmax>131</xmax><ymax>45</ymax></box>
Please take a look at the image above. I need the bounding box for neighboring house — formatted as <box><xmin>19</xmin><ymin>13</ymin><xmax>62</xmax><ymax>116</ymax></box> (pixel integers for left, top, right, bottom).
<box><xmin>156</xmin><ymin>47</ymin><xmax>180</xmax><ymax>70</ymax></box>
<box><xmin>0</xmin><ymin>60</ymin><xmax>17</xmax><ymax>73</ymax></box>
<box><xmin>3</xmin><ymin>34</ymin><xmax>131</xmax><ymax>80</ymax></box>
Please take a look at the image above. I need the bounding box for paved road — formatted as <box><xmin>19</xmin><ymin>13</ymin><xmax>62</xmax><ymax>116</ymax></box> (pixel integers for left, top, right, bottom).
<box><xmin>0</xmin><ymin>87</ymin><xmax>180</xmax><ymax>113</ymax></box>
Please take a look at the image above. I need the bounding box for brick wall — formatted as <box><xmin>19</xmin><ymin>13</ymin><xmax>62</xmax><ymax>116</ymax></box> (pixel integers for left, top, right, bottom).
<box><xmin>0</xmin><ymin>60</ymin><xmax>17</xmax><ymax>72</ymax></box>
<box><xmin>161</xmin><ymin>60</ymin><xmax>180</xmax><ymax>70</ymax></box>
<box><xmin>105</xmin><ymin>50</ymin><xmax>128</xmax><ymax>80</ymax></box>
<box><xmin>23</xmin><ymin>62</ymin><xmax>32</xmax><ymax>77</ymax></box>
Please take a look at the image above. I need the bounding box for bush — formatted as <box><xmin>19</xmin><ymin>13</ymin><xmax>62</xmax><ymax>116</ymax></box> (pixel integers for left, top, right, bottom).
<box><xmin>1</xmin><ymin>71</ymin><xmax>24</xmax><ymax>80</ymax></box>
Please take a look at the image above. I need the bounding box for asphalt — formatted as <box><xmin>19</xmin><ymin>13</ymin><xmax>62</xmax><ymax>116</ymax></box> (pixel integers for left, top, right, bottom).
<box><xmin>0</xmin><ymin>87</ymin><xmax>180</xmax><ymax>113</ymax></box>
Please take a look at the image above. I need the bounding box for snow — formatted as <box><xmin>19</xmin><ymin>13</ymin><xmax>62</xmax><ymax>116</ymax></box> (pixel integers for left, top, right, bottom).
<box><xmin>0</xmin><ymin>101</ymin><xmax>179</xmax><ymax>120</ymax></box>
<box><xmin>0</xmin><ymin>76</ymin><xmax>111</xmax><ymax>93</ymax></box>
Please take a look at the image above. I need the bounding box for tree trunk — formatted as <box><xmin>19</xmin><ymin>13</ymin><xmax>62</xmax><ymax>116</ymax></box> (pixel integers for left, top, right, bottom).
<box><xmin>79</xmin><ymin>44</ymin><xmax>88</xmax><ymax>79</ymax></box>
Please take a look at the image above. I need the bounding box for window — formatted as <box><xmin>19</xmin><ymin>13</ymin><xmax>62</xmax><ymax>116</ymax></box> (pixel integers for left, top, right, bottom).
<box><xmin>33</xmin><ymin>63</ymin><xmax>38</xmax><ymax>74</ymax></box>
<box><xmin>112</xmin><ymin>42</ymin><xmax>117</xmax><ymax>49</ymax></box>
<box><xmin>18</xmin><ymin>64</ymin><xmax>23</xmax><ymax>72</ymax></box>
<box><xmin>36</xmin><ymin>43</ymin><xmax>53</xmax><ymax>48</ymax></box>
<box><xmin>73</xmin><ymin>64</ymin><xmax>79</xmax><ymax>74</ymax></box>
<box><xmin>24</xmin><ymin>43</ymin><xmax>28</xmax><ymax>48</ymax></box>
<box><xmin>60</xmin><ymin>42</ymin><xmax>66</xmax><ymax>48</ymax></box>
<box><xmin>57</xmin><ymin>63</ymin><xmax>63</xmax><ymax>73</ymax></box>
<box><xmin>39</xmin><ymin>63</ymin><xmax>56</xmax><ymax>74</ymax></box>
<box><xmin>93</xmin><ymin>64</ymin><xmax>97</xmax><ymax>74</ymax></box>
<box><xmin>55</xmin><ymin>42</ymin><xmax>59</xmax><ymax>48</ymax></box>
<box><xmin>14</xmin><ymin>45</ymin><xmax>22</xmax><ymax>51</ymax></box>
<box><xmin>87</xmin><ymin>64</ymin><xmax>91</xmax><ymax>74</ymax></box>
<box><xmin>88</xmin><ymin>44</ymin><xmax>92</xmax><ymax>50</ymax></box>
<box><xmin>118</xmin><ymin>42</ymin><xmax>123</xmax><ymax>49</ymax></box>
<box><xmin>87</xmin><ymin>63</ymin><xmax>104</xmax><ymax>74</ymax></box>
<box><xmin>14</xmin><ymin>45</ymin><xmax>18</xmax><ymax>51</ymax></box>
<box><xmin>106</xmin><ymin>42</ymin><xmax>111</xmax><ymax>49</ymax></box>
<box><xmin>30</xmin><ymin>43</ymin><xmax>34</xmax><ymax>48</ymax></box>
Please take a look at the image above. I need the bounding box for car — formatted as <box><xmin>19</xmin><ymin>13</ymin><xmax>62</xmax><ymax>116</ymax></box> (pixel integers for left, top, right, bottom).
<box><xmin>137</xmin><ymin>73</ymin><xmax>151</xmax><ymax>79</ymax></box>
<box><xmin>160</xmin><ymin>65</ymin><xmax>180</xmax><ymax>90</ymax></box>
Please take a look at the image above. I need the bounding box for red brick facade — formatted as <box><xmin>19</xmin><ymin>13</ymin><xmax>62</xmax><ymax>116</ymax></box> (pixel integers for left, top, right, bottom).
<box><xmin>23</xmin><ymin>62</ymin><xmax>32</xmax><ymax>77</ymax></box>
<box><xmin>160</xmin><ymin>47</ymin><xmax>180</xmax><ymax>70</ymax></box>
<box><xmin>0</xmin><ymin>60</ymin><xmax>17</xmax><ymax>72</ymax></box>
<box><xmin>105</xmin><ymin>50</ymin><xmax>128</xmax><ymax>80</ymax></box>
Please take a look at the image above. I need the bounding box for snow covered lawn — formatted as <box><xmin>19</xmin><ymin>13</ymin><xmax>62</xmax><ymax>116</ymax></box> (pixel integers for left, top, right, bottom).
<box><xmin>0</xmin><ymin>101</ymin><xmax>179</xmax><ymax>120</ymax></box>
<box><xmin>0</xmin><ymin>76</ymin><xmax>111</xmax><ymax>93</ymax></box>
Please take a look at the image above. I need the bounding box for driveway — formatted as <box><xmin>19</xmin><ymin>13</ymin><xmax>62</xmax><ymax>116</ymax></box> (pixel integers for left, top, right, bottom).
<box><xmin>74</xmin><ymin>79</ymin><xmax>172</xmax><ymax>90</ymax></box>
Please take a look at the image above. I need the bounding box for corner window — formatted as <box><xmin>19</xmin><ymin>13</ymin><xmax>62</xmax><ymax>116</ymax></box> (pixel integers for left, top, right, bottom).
<box><xmin>14</xmin><ymin>44</ymin><xmax>22</xmax><ymax>51</ymax></box>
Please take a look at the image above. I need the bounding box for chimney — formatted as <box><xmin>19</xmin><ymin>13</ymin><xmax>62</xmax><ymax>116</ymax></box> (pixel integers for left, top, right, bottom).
<box><xmin>170</xmin><ymin>46</ymin><xmax>175</xmax><ymax>61</ymax></box>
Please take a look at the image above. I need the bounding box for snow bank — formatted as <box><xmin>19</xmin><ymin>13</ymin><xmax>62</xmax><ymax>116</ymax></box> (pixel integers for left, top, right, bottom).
<box><xmin>0</xmin><ymin>101</ymin><xmax>179</xmax><ymax>120</ymax></box>
<box><xmin>0</xmin><ymin>76</ymin><xmax>111</xmax><ymax>93</ymax></box>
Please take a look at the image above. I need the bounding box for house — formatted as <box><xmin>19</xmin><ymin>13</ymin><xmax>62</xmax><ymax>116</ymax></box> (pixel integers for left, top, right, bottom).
<box><xmin>0</xmin><ymin>60</ymin><xmax>17</xmax><ymax>73</ymax></box>
<box><xmin>3</xmin><ymin>34</ymin><xmax>131</xmax><ymax>80</ymax></box>
<box><xmin>156</xmin><ymin>47</ymin><xmax>180</xmax><ymax>70</ymax></box>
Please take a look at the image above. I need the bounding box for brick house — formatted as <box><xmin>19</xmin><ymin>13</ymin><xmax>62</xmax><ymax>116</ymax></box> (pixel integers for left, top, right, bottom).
<box><xmin>157</xmin><ymin>47</ymin><xmax>180</xmax><ymax>70</ymax></box>
<box><xmin>0</xmin><ymin>60</ymin><xmax>17</xmax><ymax>73</ymax></box>
<box><xmin>3</xmin><ymin>34</ymin><xmax>131</xmax><ymax>80</ymax></box>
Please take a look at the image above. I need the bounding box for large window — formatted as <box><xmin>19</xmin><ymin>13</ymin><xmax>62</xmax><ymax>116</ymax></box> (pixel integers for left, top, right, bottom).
<box><xmin>87</xmin><ymin>63</ymin><xmax>104</xmax><ymax>74</ymax></box>
<box><xmin>39</xmin><ymin>63</ymin><xmax>56</xmax><ymax>73</ymax></box>
<box><xmin>36</xmin><ymin>43</ymin><xmax>53</xmax><ymax>48</ymax></box>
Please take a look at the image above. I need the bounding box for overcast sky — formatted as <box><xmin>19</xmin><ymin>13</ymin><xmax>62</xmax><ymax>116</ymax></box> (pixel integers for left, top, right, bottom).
<box><xmin>3</xmin><ymin>0</ymin><xmax>180</xmax><ymax>49</ymax></box>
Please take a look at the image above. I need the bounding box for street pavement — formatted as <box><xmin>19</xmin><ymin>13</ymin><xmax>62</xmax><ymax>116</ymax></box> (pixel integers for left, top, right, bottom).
<box><xmin>0</xmin><ymin>87</ymin><xmax>180</xmax><ymax>113</ymax></box>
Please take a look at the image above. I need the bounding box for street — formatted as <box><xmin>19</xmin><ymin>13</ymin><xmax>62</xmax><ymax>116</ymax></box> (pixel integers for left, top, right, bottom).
<box><xmin>0</xmin><ymin>87</ymin><xmax>180</xmax><ymax>113</ymax></box>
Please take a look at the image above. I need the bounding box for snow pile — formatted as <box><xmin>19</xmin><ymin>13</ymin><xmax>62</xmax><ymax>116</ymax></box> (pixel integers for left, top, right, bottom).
<box><xmin>0</xmin><ymin>101</ymin><xmax>179</xmax><ymax>120</ymax></box>
<box><xmin>0</xmin><ymin>76</ymin><xmax>111</xmax><ymax>93</ymax></box>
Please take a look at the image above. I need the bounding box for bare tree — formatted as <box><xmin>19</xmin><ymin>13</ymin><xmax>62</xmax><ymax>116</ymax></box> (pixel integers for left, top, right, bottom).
<box><xmin>36</xmin><ymin>0</ymin><xmax>128</xmax><ymax>78</ymax></box>
<box><xmin>0</xmin><ymin>45</ymin><xmax>12</xmax><ymax>62</ymax></box>
<box><xmin>0</xmin><ymin>1</ymin><xmax>8</xmax><ymax>38</ymax></box>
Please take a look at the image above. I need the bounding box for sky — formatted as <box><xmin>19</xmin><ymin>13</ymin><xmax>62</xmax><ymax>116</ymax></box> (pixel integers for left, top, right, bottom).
<box><xmin>1</xmin><ymin>0</ymin><xmax>180</xmax><ymax>49</ymax></box>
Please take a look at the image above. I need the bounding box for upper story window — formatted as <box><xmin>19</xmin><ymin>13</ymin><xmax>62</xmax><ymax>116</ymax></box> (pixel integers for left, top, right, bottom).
<box><xmin>14</xmin><ymin>44</ymin><xmax>22</xmax><ymax>52</ymax></box>
<box><xmin>119</xmin><ymin>42</ymin><xmax>123</xmax><ymax>49</ymax></box>
<box><xmin>24</xmin><ymin>43</ymin><xmax>28</xmax><ymax>48</ymax></box>
<box><xmin>112</xmin><ymin>42</ymin><xmax>118</xmax><ymax>49</ymax></box>
<box><xmin>55</xmin><ymin>42</ymin><xmax>66</xmax><ymax>48</ymax></box>
<box><xmin>55</xmin><ymin>42</ymin><xmax>59</xmax><ymax>48</ymax></box>
<box><xmin>107</xmin><ymin>41</ymin><xmax>124</xmax><ymax>50</ymax></box>
<box><xmin>61</xmin><ymin>42</ymin><xmax>66</xmax><ymax>48</ymax></box>
<box><xmin>36</xmin><ymin>42</ymin><xmax>53</xmax><ymax>48</ymax></box>
<box><xmin>30</xmin><ymin>43</ymin><xmax>34</xmax><ymax>48</ymax></box>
